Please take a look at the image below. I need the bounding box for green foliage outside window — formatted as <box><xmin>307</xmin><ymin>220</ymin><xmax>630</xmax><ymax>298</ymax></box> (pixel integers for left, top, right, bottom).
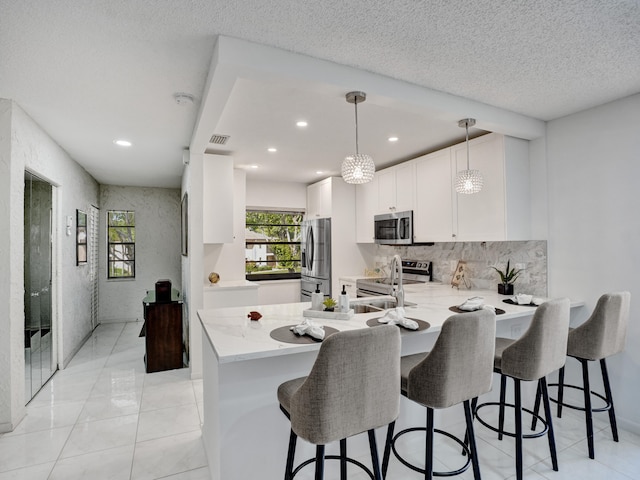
<box><xmin>108</xmin><ymin>210</ymin><xmax>135</xmax><ymax>278</ymax></box>
<box><xmin>245</xmin><ymin>210</ymin><xmax>302</xmax><ymax>280</ymax></box>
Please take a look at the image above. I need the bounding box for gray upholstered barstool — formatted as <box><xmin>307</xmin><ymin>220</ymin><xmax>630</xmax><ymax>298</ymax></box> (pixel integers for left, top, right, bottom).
<box><xmin>277</xmin><ymin>325</ymin><xmax>401</xmax><ymax>480</ymax></box>
<box><xmin>540</xmin><ymin>291</ymin><xmax>630</xmax><ymax>459</ymax></box>
<box><xmin>474</xmin><ymin>298</ymin><xmax>570</xmax><ymax>480</ymax></box>
<box><xmin>382</xmin><ymin>310</ymin><xmax>496</xmax><ymax>480</ymax></box>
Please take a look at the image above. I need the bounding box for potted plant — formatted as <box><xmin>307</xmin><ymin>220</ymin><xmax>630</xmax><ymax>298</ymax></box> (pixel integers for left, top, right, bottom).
<box><xmin>323</xmin><ymin>297</ymin><xmax>337</xmax><ymax>312</ymax></box>
<box><xmin>492</xmin><ymin>260</ymin><xmax>522</xmax><ymax>295</ymax></box>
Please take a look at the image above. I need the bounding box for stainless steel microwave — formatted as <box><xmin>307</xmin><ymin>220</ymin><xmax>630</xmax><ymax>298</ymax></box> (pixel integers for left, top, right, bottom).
<box><xmin>374</xmin><ymin>210</ymin><xmax>413</xmax><ymax>245</ymax></box>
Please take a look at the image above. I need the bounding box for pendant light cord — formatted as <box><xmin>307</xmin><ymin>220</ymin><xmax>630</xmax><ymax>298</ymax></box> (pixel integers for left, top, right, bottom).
<box><xmin>465</xmin><ymin>121</ymin><xmax>470</xmax><ymax>170</ymax></box>
<box><xmin>354</xmin><ymin>99</ymin><xmax>360</xmax><ymax>154</ymax></box>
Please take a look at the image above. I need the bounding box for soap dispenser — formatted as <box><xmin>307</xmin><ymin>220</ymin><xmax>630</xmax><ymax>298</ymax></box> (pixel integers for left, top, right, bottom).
<box><xmin>338</xmin><ymin>285</ymin><xmax>349</xmax><ymax>313</ymax></box>
<box><xmin>311</xmin><ymin>284</ymin><xmax>324</xmax><ymax>311</ymax></box>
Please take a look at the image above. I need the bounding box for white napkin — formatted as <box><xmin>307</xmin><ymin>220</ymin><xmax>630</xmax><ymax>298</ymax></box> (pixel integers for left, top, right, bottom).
<box><xmin>458</xmin><ymin>296</ymin><xmax>485</xmax><ymax>311</ymax></box>
<box><xmin>483</xmin><ymin>304</ymin><xmax>497</xmax><ymax>313</ymax></box>
<box><xmin>290</xmin><ymin>319</ymin><xmax>325</xmax><ymax>340</ymax></box>
<box><xmin>515</xmin><ymin>294</ymin><xmax>533</xmax><ymax>305</ymax></box>
<box><xmin>378</xmin><ymin>307</ymin><xmax>419</xmax><ymax>330</ymax></box>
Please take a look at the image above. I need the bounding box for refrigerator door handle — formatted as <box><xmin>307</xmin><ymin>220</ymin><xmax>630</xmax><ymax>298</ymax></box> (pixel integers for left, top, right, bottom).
<box><xmin>308</xmin><ymin>227</ymin><xmax>314</xmax><ymax>271</ymax></box>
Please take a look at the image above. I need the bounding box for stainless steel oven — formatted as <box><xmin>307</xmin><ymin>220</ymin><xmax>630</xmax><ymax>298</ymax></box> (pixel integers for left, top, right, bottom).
<box><xmin>374</xmin><ymin>210</ymin><xmax>413</xmax><ymax>245</ymax></box>
<box><xmin>356</xmin><ymin>260</ymin><xmax>432</xmax><ymax>297</ymax></box>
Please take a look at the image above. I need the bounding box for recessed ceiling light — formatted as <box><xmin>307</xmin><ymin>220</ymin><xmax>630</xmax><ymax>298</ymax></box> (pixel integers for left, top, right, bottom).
<box><xmin>296</xmin><ymin>121</ymin><xmax>308</xmax><ymax>127</ymax></box>
<box><xmin>113</xmin><ymin>139</ymin><xmax>132</xmax><ymax>147</ymax></box>
<box><xmin>250</xmin><ymin>165</ymin><xmax>259</xmax><ymax>169</ymax></box>
<box><xmin>267</xmin><ymin>147</ymin><xmax>277</xmax><ymax>153</ymax></box>
<box><xmin>316</xmin><ymin>171</ymin><xmax>324</xmax><ymax>175</ymax></box>
<box><xmin>388</xmin><ymin>136</ymin><xmax>399</xmax><ymax>142</ymax></box>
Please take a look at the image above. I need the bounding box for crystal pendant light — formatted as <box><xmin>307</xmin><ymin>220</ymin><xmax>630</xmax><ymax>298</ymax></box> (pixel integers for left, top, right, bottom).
<box><xmin>455</xmin><ymin>118</ymin><xmax>483</xmax><ymax>194</ymax></box>
<box><xmin>341</xmin><ymin>91</ymin><xmax>375</xmax><ymax>184</ymax></box>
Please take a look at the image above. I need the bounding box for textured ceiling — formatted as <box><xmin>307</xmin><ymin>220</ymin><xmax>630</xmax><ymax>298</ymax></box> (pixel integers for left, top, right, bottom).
<box><xmin>1</xmin><ymin>0</ymin><xmax>638</xmax><ymax>187</ymax></box>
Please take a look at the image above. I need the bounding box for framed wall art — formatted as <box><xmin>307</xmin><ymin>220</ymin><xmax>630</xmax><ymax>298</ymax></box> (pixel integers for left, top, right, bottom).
<box><xmin>76</xmin><ymin>209</ymin><xmax>87</xmax><ymax>265</ymax></box>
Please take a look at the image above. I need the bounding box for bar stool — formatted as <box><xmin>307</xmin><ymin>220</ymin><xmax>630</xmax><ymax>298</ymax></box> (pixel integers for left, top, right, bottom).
<box><xmin>382</xmin><ymin>310</ymin><xmax>496</xmax><ymax>480</ymax></box>
<box><xmin>277</xmin><ymin>325</ymin><xmax>401</xmax><ymax>480</ymax></box>
<box><xmin>539</xmin><ymin>291</ymin><xmax>630</xmax><ymax>459</ymax></box>
<box><xmin>474</xmin><ymin>298</ymin><xmax>570</xmax><ymax>480</ymax></box>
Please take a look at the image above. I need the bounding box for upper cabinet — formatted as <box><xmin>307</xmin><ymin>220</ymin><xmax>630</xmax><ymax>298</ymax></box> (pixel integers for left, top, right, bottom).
<box><xmin>203</xmin><ymin>154</ymin><xmax>234</xmax><ymax>244</ymax></box>
<box><xmin>376</xmin><ymin>162</ymin><xmax>416</xmax><ymax>214</ymax></box>
<box><xmin>414</xmin><ymin>149</ymin><xmax>455</xmax><ymax>243</ymax></box>
<box><xmin>451</xmin><ymin>133</ymin><xmax>530</xmax><ymax>241</ymax></box>
<box><xmin>358</xmin><ymin>132</ymin><xmax>531</xmax><ymax>244</ymax></box>
<box><xmin>306</xmin><ymin>178</ymin><xmax>332</xmax><ymax>219</ymax></box>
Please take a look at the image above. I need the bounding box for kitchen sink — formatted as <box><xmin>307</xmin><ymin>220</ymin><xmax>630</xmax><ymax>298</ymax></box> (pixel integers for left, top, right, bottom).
<box><xmin>350</xmin><ymin>298</ymin><xmax>416</xmax><ymax>313</ymax></box>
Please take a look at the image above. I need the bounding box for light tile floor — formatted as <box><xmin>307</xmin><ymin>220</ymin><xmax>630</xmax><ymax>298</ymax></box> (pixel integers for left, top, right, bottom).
<box><xmin>1</xmin><ymin>322</ymin><xmax>639</xmax><ymax>480</ymax></box>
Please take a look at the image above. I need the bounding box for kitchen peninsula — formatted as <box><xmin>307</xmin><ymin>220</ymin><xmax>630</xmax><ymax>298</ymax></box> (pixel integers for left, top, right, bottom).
<box><xmin>198</xmin><ymin>284</ymin><xmax>584</xmax><ymax>480</ymax></box>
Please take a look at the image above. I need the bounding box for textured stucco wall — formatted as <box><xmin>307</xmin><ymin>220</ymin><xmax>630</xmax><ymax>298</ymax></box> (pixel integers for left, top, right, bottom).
<box><xmin>98</xmin><ymin>185</ymin><xmax>181</xmax><ymax>322</ymax></box>
<box><xmin>0</xmin><ymin>99</ymin><xmax>99</xmax><ymax>432</ymax></box>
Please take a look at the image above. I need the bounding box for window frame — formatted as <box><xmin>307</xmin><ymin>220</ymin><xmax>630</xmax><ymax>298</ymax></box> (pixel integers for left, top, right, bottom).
<box><xmin>107</xmin><ymin>210</ymin><xmax>136</xmax><ymax>279</ymax></box>
<box><xmin>245</xmin><ymin>209</ymin><xmax>303</xmax><ymax>281</ymax></box>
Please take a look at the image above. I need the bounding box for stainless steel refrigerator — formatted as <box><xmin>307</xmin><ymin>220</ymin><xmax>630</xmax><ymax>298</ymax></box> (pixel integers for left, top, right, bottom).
<box><xmin>300</xmin><ymin>217</ymin><xmax>331</xmax><ymax>302</ymax></box>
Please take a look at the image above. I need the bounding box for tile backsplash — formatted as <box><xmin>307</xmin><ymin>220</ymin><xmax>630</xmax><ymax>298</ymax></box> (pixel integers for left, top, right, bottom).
<box><xmin>364</xmin><ymin>240</ymin><xmax>547</xmax><ymax>297</ymax></box>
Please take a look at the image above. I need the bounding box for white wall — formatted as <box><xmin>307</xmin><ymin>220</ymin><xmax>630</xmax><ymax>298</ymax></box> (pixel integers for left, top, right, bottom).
<box><xmin>0</xmin><ymin>99</ymin><xmax>99</xmax><ymax>432</ymax></box>
<box><xmin>546</xmin><ymin>93</ymin><xmax>640</xmax><ymax>433</ymax></box>
<box><xmin>98</xmin><ymin>185</ymin><xmax>181</xmax><ymax>322</ymax></box>
<box><xmin>246</xmin><ymin>179</ymin><xmax>307</xmax><ymax>211</ymax></box>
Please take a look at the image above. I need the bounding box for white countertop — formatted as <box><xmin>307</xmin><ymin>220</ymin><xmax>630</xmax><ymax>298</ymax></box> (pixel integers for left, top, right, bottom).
<box><xmin>203</xmin><ymin>280</ymin><xmax>259</xmax><ymax>291</ymax></box>
<box><xmin>198</xmin><ymin>284</ymin><xmax>584</xmax><ymax>364</ymax></box>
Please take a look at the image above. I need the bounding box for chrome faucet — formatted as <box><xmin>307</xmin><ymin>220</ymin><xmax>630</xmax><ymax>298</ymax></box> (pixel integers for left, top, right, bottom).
<box><xmin>390</xmin><ymin>254</ymin><xmax>404</xmax><ymax>308</ymax></box>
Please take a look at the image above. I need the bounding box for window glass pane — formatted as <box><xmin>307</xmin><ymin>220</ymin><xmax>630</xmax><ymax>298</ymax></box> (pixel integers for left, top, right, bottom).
<box><xmin>245</xmin><ymin>210</ymin><xmax>303</xmax><ymax>280</ymax></box>
<box><xmin>108</xmin><ymin>210</ymin><xmax>135</xmax><ymax>279</ymax></box>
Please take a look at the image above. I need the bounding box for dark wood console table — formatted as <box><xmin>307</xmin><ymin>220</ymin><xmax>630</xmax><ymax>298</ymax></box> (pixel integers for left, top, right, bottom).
<box><xmin>142</xmin><ymin>288</ymin><xmax>184</xmax><ymax>373</ymax></box>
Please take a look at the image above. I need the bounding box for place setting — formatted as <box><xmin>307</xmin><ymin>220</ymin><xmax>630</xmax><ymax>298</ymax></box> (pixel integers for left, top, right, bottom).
<box><xmin>502</xmin><ymin>293</ymin><xmax>545</xmax><ymax>307</ymax></box>
<box><xmin>366</xmin><ymin>307</ymin><xmax>430</xmax><ymax>332</ymax></box>
<box><xmin>449</xmin><ymin>296</ymin><xmax>506</xmax><ymax>315</ymax></box>
<box><xmin>270</xmin><ymin>318</ymin><xmax>340</xmax><ymax>344</ymax></box>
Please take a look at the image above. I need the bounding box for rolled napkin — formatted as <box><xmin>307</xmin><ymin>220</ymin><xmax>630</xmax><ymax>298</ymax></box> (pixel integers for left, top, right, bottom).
<box><xmin>515</xmin><ymin>293</ymin><xmax>533</xmax><ymax>305</ymax></box>
<box><xmin>458</xmin><ymin>296</ymin><xmax>485</xmax><ymax>311</ymax></box>
<box><xmin>378</xmin><ymin>307</ymin><xmax>419</xmax><ymax>330</ymax></box>
<box><xmin>290</xmin><ymin>319</ymin><xmax>325</xmax><ymax>340</ymax></box>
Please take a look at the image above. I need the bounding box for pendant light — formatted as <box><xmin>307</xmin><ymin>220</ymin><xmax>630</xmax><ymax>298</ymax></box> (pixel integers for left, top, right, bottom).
<box><xmin>455</xmin><ymin>118</ymin><xmax>483</xmax><ymax>194</ymax></box>
<box><xmin>341</xmin><ymin>91</ymin><xmax>375</xmax><ymax>184</ymax></box>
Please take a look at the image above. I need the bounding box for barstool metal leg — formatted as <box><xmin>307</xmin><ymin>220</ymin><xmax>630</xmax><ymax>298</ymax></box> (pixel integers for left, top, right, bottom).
<box><xmin>557</xmin><ymin>366</ymin><xmax>566</xmax><ymax>418</ymax></box>
<box><xmin>340</xmin><ymin>438</ymin><xmax>347</xmax><ymax>480</ymax></box>
<box><xmin>580</xmin><ymin>358</ymin><xmax>595</xmax><ymax>459</ymax></box>
<box><xmin>315</xmin><ymin>445</ymin><xmax>325</xmax><ymax>480</ymax></box>
<box><xmin>540</xmin><ymin>377</ymin><xmax>559</xmax><ymax>471</ymax></box>
<box><xmin>600</xmin><ymin>359</ymin><xmax>619</xmax><ymax>442</ymax></box>
<box><xmin>498</xmin><ymin>374</ymin><xmax>507</xmax><ymax>441</ymax></box>
<box><xmin>368</xmin><ymin>429</ymin><xmax>383</xmax><ymax>480</ymax></box>
<box><xmin>425</xmin><ymin>407</ymin><xmax>435</xmax><ymax>480</ymax></box>
<box><xmin>514</xmin><ymin>378</ymin><xmax>523</xmax><ymax>480</ymax></box>
<box><xmin>463</xmin><ymin>399</ymin><xmax>482</xmax><ymax>480</ymax></box>
<box><xmin>285</xmin><ymin>429</ymin><xmax>297</xmax><ymax>480</ymax></box>
<box><xmin>382</xmin><ymin>421</ymin><xmax>395</xmax><ymax>479</ymax></box>
<box><xmin>531</xmin><ymin>380</ymin><xmax>542</xmax><ymax>430</ymax></box>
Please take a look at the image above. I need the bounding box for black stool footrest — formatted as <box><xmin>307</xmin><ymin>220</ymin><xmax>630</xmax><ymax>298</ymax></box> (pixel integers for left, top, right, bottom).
<box><xmin>291</xmin><ymin>455</ymin><xmax>376</xmax><ymax>480</ymax></box>
<box><xmin>547</xmin><ymin>382</ymin><xmax>612</xmax><ymax>413</ymax></box>
<box><xmin>391</xmin><ymin>427</ymin><xmax>472</xmax><ymax>477</ymax></box>
<box><xmin>475</xmin><ymin>402</ymin><xmax>549</xmax><ymax>439</ymax></box>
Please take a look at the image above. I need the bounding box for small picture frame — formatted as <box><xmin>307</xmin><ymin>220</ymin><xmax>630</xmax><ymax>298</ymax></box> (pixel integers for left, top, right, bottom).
<box><xmin>181</xmin><ymin>193</ymin><xmax>188</xmax><ymax>256</ymax></box>
<box><xmin>451</xmin><ymin>260</ymin><xmax>469</xmax><ymax>289</ymax></box>
<box><xmin>76</xmin><ymin>209</ymin><xmax>87</xmax><ymax>265</ymax></box>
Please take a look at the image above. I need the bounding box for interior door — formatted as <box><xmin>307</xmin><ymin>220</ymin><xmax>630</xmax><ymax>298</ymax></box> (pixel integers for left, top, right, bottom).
<box><xmin>24</xmin><ymin>172</ymin><xmax>55</xmax><ymax>402</ymax></box>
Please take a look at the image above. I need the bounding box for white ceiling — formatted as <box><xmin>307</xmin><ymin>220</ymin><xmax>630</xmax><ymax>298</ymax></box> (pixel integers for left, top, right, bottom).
<box><xmin>1</xmin><ymin>1</ymin><xmax>638</xmax><ymax>187</ymax></box>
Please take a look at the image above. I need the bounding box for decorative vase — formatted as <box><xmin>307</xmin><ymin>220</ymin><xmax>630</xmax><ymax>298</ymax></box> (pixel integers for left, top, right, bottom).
<box><xmin>208</xmin><ymin>272</ymin><xmax>220</xmax><ymax>284</ymax></box>
<box><xmin>498</xmin><ymin>283</ymin><xmax>514</xmax><ymax>295</ymax></box>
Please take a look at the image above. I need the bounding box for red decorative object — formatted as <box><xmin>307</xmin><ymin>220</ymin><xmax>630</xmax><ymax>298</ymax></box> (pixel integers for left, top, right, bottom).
<box><xmin>247</xmin><ymin>311</ymin><xmax>262</xmax><ymax>321</ymax></box>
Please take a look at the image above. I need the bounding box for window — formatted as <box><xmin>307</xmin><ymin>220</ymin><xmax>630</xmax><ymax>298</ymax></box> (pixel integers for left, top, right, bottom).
<box><xmin>107</xmin><ymin>210</ymin><xmax>135</xmax><ymax>278</ymax></box>
<box><xmin>245</xmin><ymin>210</ymin><xmax>303</xmax><ymax>281</ymax></box>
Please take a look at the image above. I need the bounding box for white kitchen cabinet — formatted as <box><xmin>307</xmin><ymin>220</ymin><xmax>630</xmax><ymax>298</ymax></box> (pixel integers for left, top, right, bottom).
<box><xmin>451</xmin><ymin>133</ymin><xmax>530</xmax><ymax>241</ymax></box>
<box><xmin>376</xmin><ymin>162</ymin><xmax>416</xmax><ymax>214</ymax></box>
<box><xmin>203</xmin><ymin>154</ymin><xmax>234</xmax><ymax>243</ymax></box>
<box><xmin>306</xmin><ymin>177</ymin><xmax>367</xmax><ymax>297</ymax></box>
<box><xmin>355</xmin><ymin>175</ymin><xmax>378</xmax><ymax>243</ymax></box>
<box><xmin>306</xmin><ymin>178</ymin><xmax>331</xmax><ymax>218</ymax></box>
<box><xmin>414</xmin><ymin>149</ymin><xmax>455</xmax><ymax>242</ymax></box>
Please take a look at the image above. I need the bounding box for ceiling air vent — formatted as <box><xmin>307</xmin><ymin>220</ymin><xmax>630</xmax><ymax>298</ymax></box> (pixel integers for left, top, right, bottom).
<box><xmin>209</xmin><ymin>134</ymin><xmax>230</xmax><ymax>145</ymax></box>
